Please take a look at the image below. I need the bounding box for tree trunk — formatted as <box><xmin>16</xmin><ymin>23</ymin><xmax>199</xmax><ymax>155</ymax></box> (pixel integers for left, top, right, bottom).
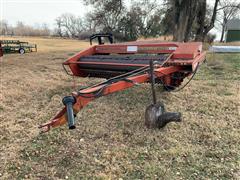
<box><xmin>195</xmin><ymin>0</ymin><xmax>206</xmax><ymax>41</ymax></box>
<box><xmin>195</xmin><ymin>0</ymin><xmax>219</xmax><ymax>41</ymax></box>
<box><xmin>203</xmin><ymin>0</ymin><xmax>220</xmax><ymax>41</ymax></box>
<box><xmin>173</xmin><ymin>0</ymin><xmax>188</xmax><ymax>41</ymax></box>
<box><xmin>220</xmin><ymin>23</ymin><xmax>226</xmax><ymax>42</ymax></box>
<box><xmin>173</xmin><ymin>0</ymin><xmax>198</xmax><ymax>42</ymax></box>
<box><xmin>183</xmin><ymin>1</ymin><xmax>198</xmax><ymax>41</ymax></box>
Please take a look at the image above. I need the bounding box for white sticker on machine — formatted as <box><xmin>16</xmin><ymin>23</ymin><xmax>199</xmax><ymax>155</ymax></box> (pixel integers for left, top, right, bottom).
<box><xmin>168</xmin><ymin>47</ymin><xmax>177</xmax><ymax>50</ymax></box>
<box><xmin>127</xmin><ymin>46</ymin><xmax>138</xmax><ymax>52</ymax></box>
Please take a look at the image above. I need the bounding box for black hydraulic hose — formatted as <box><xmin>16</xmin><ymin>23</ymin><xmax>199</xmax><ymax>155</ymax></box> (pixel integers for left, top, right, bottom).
<box><xmin>77</xmin><ymin>85</ymin><xmax>107</xmax><ymax>98</ymax></box>
<box><xmin>76</xmin><ymin>66</ymin><xmax>150</xmax><ymax>98</ymax></box>
<box><xmin>75</xmin><ymin>53</ymin><xmax>173</xmax><ymax>98</ymax></box>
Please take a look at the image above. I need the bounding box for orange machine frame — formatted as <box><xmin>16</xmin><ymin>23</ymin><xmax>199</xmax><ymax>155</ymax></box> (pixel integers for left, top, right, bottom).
<box><xmin>39</xmin><ymin>41</ymin><xmax>206</xmax><ymax>132</ymax></box>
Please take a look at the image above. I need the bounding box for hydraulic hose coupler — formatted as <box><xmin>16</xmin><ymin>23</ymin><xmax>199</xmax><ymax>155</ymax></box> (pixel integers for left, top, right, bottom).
<box><xmin>62</xmin><ymin>96</ymin><xmax>76</xmax><ymax>129</ymax></box>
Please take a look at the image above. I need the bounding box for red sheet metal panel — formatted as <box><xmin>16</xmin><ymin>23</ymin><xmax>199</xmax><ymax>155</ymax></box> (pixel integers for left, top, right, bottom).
<box><xmin>64</xmin><ymin>46</ymin><xmax>96</xmax><ymax>76</ymax></box>
<box><xmin>95</xmin><ymin>43</ymin><xmax>178</xmax><ymax>54</ymax></box>
<box><xmin>172</xmin><ymin>42</ymin><xmax>202</xmax><ymax>59</ymax></box>
<box><xmin>63</xmin><ymin>41</ymin><xmax>204</xmax><ymax>77</ymax></box>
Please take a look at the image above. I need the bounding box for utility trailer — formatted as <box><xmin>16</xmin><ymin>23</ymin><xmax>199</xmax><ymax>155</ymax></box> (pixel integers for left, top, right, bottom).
<box><xmin>39</xmin><ymin>37</ymin><xmax>206</xmax><ymax>133</ymax></box>
<box><xmin>0</xmin><ymin>40</ymin><xmax>37</xmax><ymax>54</ymax></box>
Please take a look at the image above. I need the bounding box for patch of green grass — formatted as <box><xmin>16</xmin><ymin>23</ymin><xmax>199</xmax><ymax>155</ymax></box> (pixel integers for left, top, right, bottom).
<box><xmin>67</xmin><ymin>52</ymin><xmax>75</xmax><ymax>56</ymax></box>
<box><xmin>207</xmin><ymin>81</ymin><xmax>218</xmax><ymax>86</ymax></box>
<box><xmin>195</xmin><ymin>53</ymin><xmax>239</xmax><ymax>98</ymax></box>
<box><xmin>195</xmin><ymin>53</ymin><xmax>240</xmax><ymax>81</ymax></box>
<box><xmin>218</xmin><ymin>90</ymin><xmax>234</xmax><ymax>96</ymax></box>
<box><xmin>0</xmin><ymin>105</ymin><xmax>4</xmax><ymax>111</ymax></box>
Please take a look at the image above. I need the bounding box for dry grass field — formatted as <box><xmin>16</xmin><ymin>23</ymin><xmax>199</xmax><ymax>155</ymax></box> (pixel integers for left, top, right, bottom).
<box><xmin>0</xmin><ymin>37</ymin><xmax>239</xmax><ymax>179</ymax></box>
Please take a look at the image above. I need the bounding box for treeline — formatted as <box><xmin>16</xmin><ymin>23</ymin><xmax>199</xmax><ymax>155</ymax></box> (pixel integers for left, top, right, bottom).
<box><xmin>1</xmin><ymin>0</ymin><xmax>239</xmax><ymax>42</ymax></box>
<box><xmin>0</xmin><ymin>21</ymin><xmax>51</xmax><ymax>36</ymax></box>
<box><xmin>53</xmin><ymin>0</ymin><xmax>239</xmax><ymax>42</ymax></box>
<box><xmin>52</xmin><ymin>1</ymin><xmax>165</xmax><ymax>41</ymax></box>
<box><xmin>53</xmin><ymin>13</ymin><xmax>92</xmax><ymax>39</ymax></box>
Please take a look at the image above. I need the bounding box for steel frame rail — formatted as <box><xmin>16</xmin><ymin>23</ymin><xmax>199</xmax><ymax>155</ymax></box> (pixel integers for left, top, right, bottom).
<box><xmin>39</xmin><ymin>65</ymin><xmax>182</xmax><ymax>133</ymax></box>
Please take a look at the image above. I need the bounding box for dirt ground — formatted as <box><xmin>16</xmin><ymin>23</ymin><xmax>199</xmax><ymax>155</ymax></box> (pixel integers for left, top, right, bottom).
<box><xmin>0</xmin><ymin>37</ymin><xmax>239</xmax><ymax>179</ymax></box>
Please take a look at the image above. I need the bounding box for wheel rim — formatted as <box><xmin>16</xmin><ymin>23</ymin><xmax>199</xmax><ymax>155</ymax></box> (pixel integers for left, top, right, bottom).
<box><xmin>19</xmin><ymin>49</ymin><xmax>25</xmax><ymax>54</ymax></box>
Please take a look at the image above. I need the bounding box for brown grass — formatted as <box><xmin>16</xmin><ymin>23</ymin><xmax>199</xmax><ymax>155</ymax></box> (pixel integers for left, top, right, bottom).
<box><xmin>0</xmin><ymin>36</ymin><xmax>90</xmax><ymax>52</ymax></box>
<box><xmin>0</xmin><ymin>37</ymin><xmax>239</xmax><ymax>179</ymax></box>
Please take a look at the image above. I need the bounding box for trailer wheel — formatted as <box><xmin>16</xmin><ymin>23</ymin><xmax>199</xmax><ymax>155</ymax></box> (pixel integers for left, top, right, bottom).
<box><xmin>19</xmin><ymin>48</ymin><xmax>25</xmax><ymax>54</ymax></box>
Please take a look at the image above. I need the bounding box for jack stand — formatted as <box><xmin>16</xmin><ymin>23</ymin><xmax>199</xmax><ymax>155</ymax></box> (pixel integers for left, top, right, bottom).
<box><xmin>145</xmin><ymin>60</ymin><xmax>182</xmax><ymax>129</ymax></box>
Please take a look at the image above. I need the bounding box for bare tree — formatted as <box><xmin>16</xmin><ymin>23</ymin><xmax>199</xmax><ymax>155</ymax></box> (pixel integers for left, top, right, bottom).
<box><xmin>171</xmin><ymin>0</ymin><xmax>199</xmax><ymax>41</ymax></box>
<box><xmin>82</xmin><ymin>0</ymin><xmax>164</xmax><ymax>40</ymax></box>
<box><xmin>216</xmin><ymin>0</ymin><xmax>240</xmax><ymax>42</ymax></box>
<box><xmin>85</xmin><ymin>0</ymin><xmax>124</xmax><ymax>33</ymax></box>
<box><xmin>195</xmin><ymin>0</ymin><xmax>220</xmax><ymax>41</ymax></box>
<box><xmin>55</xmin><ymin>17</ymin><xmax>63</xmax><ymax>37</ymax></box>
<box><xmin>10</xmin><ymin>21</ymin><xmax>50</xmax><ymax>36</ymax></box>
<box><xmin>0</xmin><ymin>20</ymin><xmax>10</xmax><ymax>35</ymax></box>
<box><xmin>167</xmin><ymin>0</ymin><xmax>219</xmax><ymax>42</ymax></box>
<box><xmin>14</xmin><ymin>21</ymin><xmax>25</xmax><ymax>36</ymax></box>
<box><xmin>55</xmin><ymin>13</ymin><xmax>84</xmax><ymax>38</ymax></box>
<box><xmin>131</xmin><ymin>0</ymin><xmax>163</xmax><ymax>38</ymax></box>
<box><xmin>40</xmin><ymin>23</ymin><xmax>50</xmax><ymax>36</ymax></box>
<box><xmin>61</xmin><ymin>14</ymin><xmax>78</xmax><ymax>37</ymax></box>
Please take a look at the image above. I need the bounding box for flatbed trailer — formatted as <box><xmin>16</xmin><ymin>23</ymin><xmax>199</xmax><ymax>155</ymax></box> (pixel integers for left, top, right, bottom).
<box><xmin>0</xmin><ymin>40</ymin><xmax>37</xmax><ymax>54</ymax></box>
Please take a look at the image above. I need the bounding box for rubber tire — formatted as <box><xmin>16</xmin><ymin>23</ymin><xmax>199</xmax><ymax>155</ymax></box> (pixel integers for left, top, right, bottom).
<box><xmin>19</xmin><ymin>48</ymin><xmax>25</xmax><ymax>54</ymax></box>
